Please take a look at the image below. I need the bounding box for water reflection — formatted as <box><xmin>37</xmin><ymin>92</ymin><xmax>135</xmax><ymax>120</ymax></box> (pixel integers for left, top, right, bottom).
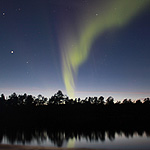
<box><xmin>0</xmin><ymin>128</ymin><xmax>150</xmax><ymax>147</ymax></box>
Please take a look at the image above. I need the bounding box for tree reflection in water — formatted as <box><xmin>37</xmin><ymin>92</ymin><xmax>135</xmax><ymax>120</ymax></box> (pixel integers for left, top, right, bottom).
<box><xmin>0</xmin><ymin>128</ymin><xmax>150</xmax><ymax>147</ymax></box>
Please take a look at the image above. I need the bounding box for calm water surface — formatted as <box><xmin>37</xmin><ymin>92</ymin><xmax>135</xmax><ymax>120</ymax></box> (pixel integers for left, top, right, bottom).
<box><xmin>1</xmin><ymin>129</ymin><xmax>150</xmax><ymax>149</ymax></box>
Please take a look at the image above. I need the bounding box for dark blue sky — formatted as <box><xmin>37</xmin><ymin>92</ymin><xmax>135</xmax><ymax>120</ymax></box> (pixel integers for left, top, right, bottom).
<box><xmin>0</xmin><ymin>0</ymin><xmax>150</xmax><ymax>101</ymax></box>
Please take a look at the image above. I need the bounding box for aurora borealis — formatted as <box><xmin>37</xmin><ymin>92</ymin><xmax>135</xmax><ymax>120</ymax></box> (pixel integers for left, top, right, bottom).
<box><xmin>59</xmin><ymin>0</ymin><xmax>150</xmax><ymax>98</ymax></box>
<box><xmin>0</xmin><ymin>0</ymin><xmax>150</xmax><ymax>101</ymax></box>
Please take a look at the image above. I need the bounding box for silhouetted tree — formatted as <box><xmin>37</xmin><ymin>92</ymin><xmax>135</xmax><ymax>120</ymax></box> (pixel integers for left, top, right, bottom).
<box><xmin>36</xmin><ymin>94</ymin><xmax>47</xmax><ymax>105</ymax></box>
<box><xmin>63</xmin><ymin>94</ymin><xmax>69</xmax><ymax>104</ymax></box>
<box><xmin>122</xmin><ymin>99</ymin><xmax>128</xmax><ymax>104</ymax></box>
<box><xmin>94</xmin><ymin>97</ymin><xmax>98</xmax><ymax>104</ymax></box>
<box><xmin>66</xmin><ymin>99</ymin><xmax>74</xmax><ymax>105</ymax></box>
<box><xmin>135</xmin><ymin>99</ymin><xmax>142</xmax><ymax>105</ymax></box>
<box><xmin>54</xmin><ymin>90</ymin><xmax>64</xmax><ymax>104</ymax></box>
<box><xmin>83</xmin><ymin>97</ymin><xmax>91</xmax><ymax>104</ymax></box>
<box><xmin>48</xmin><ymin>96</ymin><xmax>55</xmax><ymax>105</ymax></box>
<box><xmin>0</xmin><ymin>94</ymin><xmax>5</xmax><ymax>107</ymax></box>
<box><xmin>122</xmin><ymin>99</ymin><xmax>133</xmax><ymax>105</ymax></box>
<box><xmin>77</xmin><ymin>98</ymin><xmax>81</xmax><ymax>103</ymax></box>
<box><xmin>7</xmin><ymin>93</ymin><xmax>18</xmax><ymax>106</ymax></box>
<box><xmin>143</xmin><ymin>98</ymin><xmax>150</xmax><ymax>105</ymax></box>
<box><xmin>115</xmin><ymin>101</ymin><xmax>121</xmax><ymax>105</ymax></box>
<box><xmin>18</xmin><ymin>93</ymin><xmax>27</xmax><ymax>106</ymax></box>
<box><xmin>106</xmin><ymin>96</ymin><xmax>114</xmax><ymax>105</ymax></box>
<box><xmin>98</xmin><ymin>96</ymin><xmax>105</xmax><ymax>105</ymax></box>
<box><xmin>25</xmin><ymin>95</ymin><xmax>34</xmax><ymax>106</ymax></box>
<box><xmin>48</xmin><ymin>90</ymin><xmax>65</xmax><ymax>105</ymax></box>
<box><xmin>87</xmin><ymin>97</ymin><xmax>94</xmax><ymax>104</ymax></box>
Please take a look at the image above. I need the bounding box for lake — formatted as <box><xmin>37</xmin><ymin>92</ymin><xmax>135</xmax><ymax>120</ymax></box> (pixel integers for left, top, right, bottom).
<box><xmin>1</xmin><ymin>128</ymin><xmax>150</xmax><ymax>149</ymax></box>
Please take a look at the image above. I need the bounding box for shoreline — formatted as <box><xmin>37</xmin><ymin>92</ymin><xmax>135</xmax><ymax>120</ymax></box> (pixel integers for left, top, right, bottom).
<box><xmin>0</xmin><ymin>144</ymin><xmax>148</xmax><ymax>150</ymax></box>
<box><xmin>0</xmin><ymin>144</ymin><xmax>104</xmax><ymax>150</ymax></box>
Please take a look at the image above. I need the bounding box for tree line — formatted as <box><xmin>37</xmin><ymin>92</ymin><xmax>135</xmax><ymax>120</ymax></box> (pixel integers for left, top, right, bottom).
<box><xmin>0</xmin><ymin>90</ymin><xmax>150</xmax><ymax>107</ymax></box>
<box><xmin>0</xmin><ymin>90</ymin><xmax>150</xmax><ymax>129</ymax></box>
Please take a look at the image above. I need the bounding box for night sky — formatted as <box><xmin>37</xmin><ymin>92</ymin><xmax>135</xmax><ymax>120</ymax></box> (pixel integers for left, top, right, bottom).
<box><xmin>0</xmin><ymin>0</ymin><xmax>150</xmax><ymax>101</ymax></box>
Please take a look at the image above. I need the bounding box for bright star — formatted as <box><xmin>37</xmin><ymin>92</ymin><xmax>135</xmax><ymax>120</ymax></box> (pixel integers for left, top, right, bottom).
<box><xmin>11</xmin><ymin>50</ymin><xmax>14</xmax><ymax>54</ymax></box>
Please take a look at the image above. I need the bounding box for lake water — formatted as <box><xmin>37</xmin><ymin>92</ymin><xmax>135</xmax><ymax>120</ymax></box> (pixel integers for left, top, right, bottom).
<box><xmin>1</xmin><ymin>128</ymin><xmax>150</xmax><ymax>149</ymax></box>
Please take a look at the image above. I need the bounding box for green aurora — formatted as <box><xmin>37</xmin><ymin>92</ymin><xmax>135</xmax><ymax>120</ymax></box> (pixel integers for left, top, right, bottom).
<box><xmin>60</xmin><ymin>0</ymin><xmax>150</xmax><ymax>98</ymax></box>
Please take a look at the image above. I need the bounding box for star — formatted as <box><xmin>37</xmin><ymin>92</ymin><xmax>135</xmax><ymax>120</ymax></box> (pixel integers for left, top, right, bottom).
<box><xmin>11</xmin><ymin>50</ymin><xmax>14</xmax><ymax>54</ymax></box>
<box><xmin>2</xmin><ymin>12</ymin><xmax>5</xmax><ymax>16</ymax></box>
<box><xmin>96</xmin><ymin>13</ymin><xmax>98</xmax><ymax>16</ymax></box>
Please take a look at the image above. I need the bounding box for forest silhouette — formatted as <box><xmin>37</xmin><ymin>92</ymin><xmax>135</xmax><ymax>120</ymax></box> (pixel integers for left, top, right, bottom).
<box><xmin>0</xmin><ymin>90</ymin><xmax>150</xmax><ymax>129</ymax></box>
